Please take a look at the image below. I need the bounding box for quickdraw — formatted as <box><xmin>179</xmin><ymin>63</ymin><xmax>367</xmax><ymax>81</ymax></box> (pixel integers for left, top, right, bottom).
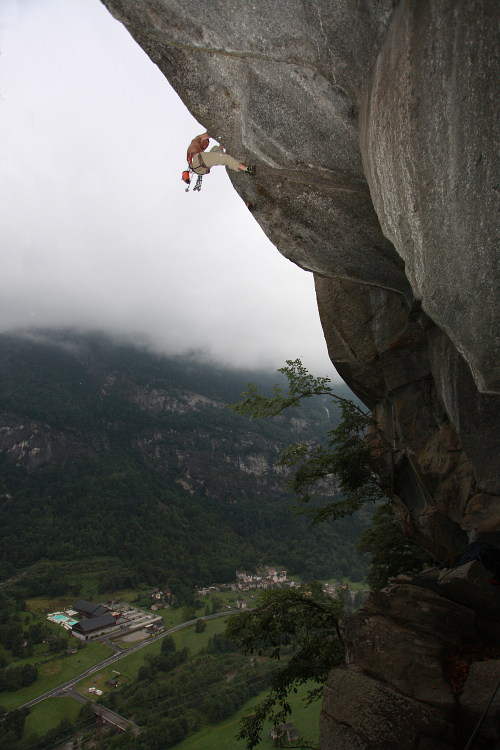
<box><xmin>182</xmin><ymin>167</ymin><xmax>203</xmax><ymax>193</ymax></box>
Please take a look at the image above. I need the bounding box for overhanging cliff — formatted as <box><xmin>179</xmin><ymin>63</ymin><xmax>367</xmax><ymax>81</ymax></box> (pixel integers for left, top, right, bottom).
<box><xmin>100</xmin><ymin>1</ymin><xmax>499</xmax><ymax>746</ymax></box>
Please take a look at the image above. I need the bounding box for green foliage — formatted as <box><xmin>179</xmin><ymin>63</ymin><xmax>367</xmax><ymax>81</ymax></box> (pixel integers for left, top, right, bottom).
<box><xmin>161</xmin><ymin>636</ymin><xmax>176</xmax><ymax>654</ymax></box>
<box><xmin>0</xmin><ymin>707</ymin><xmax>28</xmax><ymax>742</ymax></box>
<box><xmin>0</xmin><ymin>337</ymin><xmax>370</xmax><ymax>593</ymax></box>
<box><xmin>0</xmin><ymin>664</ymin><xmax>38</xmax><ymax>692</ymax></box>
<box><xmin>231</xmin><ymin>359</ymin><xmax>335</xmax><ymax>417</ymax></box>
<box><xmin>232</xmin><ymin>359</ymin><xmax>389</xmax><ymax>522</ymax></box>
<box><xmin>205</xmin><ymin>632</ymin><xmax>238</xmax><ymax>654</ymax></box>
<box><xmin>99</xmin><ymin>649</ymin><xmax>272</xmax><ymax>749</ymax></box>
<box><xmin>182</xmin><ymin>606</ymin><xmax>197</xmax><ymax>622</ymax></box>
<box><xmin>226</xmin><ymin>583</ymin><xmax>344</xmax><ymax>749</ymax></box>
<box><xmin>145</xmin><ymin>646</ymin><xmax>189</xmax><ymax>675</ymax></box>
<box><xmin>358</xmin><ymin>503</ymin><xmax>434</xmax><ymax>590</ymax></box>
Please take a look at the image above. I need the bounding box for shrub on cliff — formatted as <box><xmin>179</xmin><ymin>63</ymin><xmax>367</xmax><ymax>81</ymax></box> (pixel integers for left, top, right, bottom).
<box><xmin>230</xmin><ymin>358</ymin><xmax>390</xmax><ymax>522</ymax></box>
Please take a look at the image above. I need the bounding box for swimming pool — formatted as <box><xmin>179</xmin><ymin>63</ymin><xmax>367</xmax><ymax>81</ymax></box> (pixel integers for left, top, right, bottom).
<box><xmin>48</xmin><ymin>612</ymin><xmax>78</xmax><ymax>627</ymax></box>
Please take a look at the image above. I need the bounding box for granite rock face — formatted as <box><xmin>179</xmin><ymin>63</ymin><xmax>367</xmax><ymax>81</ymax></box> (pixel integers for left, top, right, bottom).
<box><xmin>102</xmin><ymin>0</ymin><xmax>409</xmax><ymax>297</ymax></box>
<box><xmin>360</xmin><ymin>0</ymin><xmax>500</xmax><ymax>394</ymax></box>
<box><xmin>322</xmin><ymin>569</ymin><xmax>500</xmax><ymax>750</ymax></box>
<box><xmin>101</xmin><ymin>0</ymin><xmax>499</xmax><ymax>553</ymax></box>
<box><xmin>459</xmin><ymin>660</ymin><xmax>500</xmax><ymax>740</ymax></box>
<box><xmin>100</xmin><ymin>0</ymin><xmax>499</xmax><ymax>746</ymax></box>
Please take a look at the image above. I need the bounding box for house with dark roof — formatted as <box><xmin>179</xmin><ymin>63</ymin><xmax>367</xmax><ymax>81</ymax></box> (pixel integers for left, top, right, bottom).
<box><xmin>73</xmin><ymin>600</ymin><xmax>109</xmax><ymax>618</ymax></box>
<box><xmin>72</xmin><ymin>613</ymin><xmax>117</xmax><ymax>640</ymax></box>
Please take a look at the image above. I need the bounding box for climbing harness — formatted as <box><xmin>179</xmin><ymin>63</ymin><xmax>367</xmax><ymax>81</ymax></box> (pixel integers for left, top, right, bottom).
<box><xmin>183</xmin><ymin>151</ymin><xmax>208</xmax><ymax>193</ymax></box>
<box><xmin>181</xmin><ymin>150</ymin><xmax>255</xmax><ymax>193</ymax></box>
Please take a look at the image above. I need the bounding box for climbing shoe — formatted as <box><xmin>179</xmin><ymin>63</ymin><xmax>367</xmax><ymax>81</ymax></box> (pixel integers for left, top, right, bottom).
<box><xmin>245</xmin><ymin>165</ymin><xmax>256</xmax><ymax>175</ymax></box>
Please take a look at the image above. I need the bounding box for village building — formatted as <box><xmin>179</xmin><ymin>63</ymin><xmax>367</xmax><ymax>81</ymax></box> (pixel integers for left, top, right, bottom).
<box><xmin>72</xmin><ymin>612</ymin><xmax>118</xmax><ymax>640</ymax></box>
<box><xmin>73</xmin><ymin>600</ymin><xmax>110</xmax><ymax>618</ymax></box>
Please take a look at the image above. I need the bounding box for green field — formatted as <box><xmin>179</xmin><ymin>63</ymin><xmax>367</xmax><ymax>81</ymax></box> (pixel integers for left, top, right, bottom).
<box><xmin>174</xmin><ymin>682</ymin><xmax>321</xmax><ymax>749</ymax></box>
<box><xmin>75</xmin><ymin>613</ymin><xmax>234</xmax><ymax>696</ymax></box>
<box><xmin>1</xmin><ymin>583</ymin><xmax>328</xmax><ymax>748</ymax></box>
<box><xmin>21</xmin><ymin>697</ymin><xmax>83</xmax><ymax>747</ymax></box>
<box><xmin>0</xmin><ymin>641</ymin><xmax>112</xmax><ymax>711</ymax></box>
<box><xmin>172</xmin><ymin>616</ymin><xmax>228</xmax><ymax>655</ymax></box>
<box><xmin>10</xmin><ymin>608</ymin><xmax>321</xmax><ymax>749</ymax></box>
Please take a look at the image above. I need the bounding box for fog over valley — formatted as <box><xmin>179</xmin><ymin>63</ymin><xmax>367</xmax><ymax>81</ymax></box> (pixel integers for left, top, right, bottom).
<box><xmin>0</xmin><ymin>0</ymin><xmax>335</xmax><ymax>375</ymax></box>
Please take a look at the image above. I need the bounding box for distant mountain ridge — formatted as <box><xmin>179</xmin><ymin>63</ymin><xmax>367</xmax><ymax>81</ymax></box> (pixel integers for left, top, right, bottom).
<box><xmin>0</xmin><ymin>331</ymin><xmax>368</xmax><ymax>595</ymax></box>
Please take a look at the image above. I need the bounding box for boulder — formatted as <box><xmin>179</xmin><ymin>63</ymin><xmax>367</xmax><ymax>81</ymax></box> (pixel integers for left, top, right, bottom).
<box><xmin>459</xmin><ymin>660</ymin><xmax>500</xmax><ymax>740</ymax></box>
<box><xmin>368</xmin><ymin>583</ymin><xmax>477</xmax><ymax>643</ymax></box>
<box><xmin>437</xmin><ymin>561</ymin><xmax>500</xmax><ymax>616</ymax></box>
<box><xmin>342</xmin><ymin>610</ymin><xmax>455</xmax><ymax>709</ymax></box>
<box><xmin>321</xmin><ymin>665</ymin><xmax>455</xmax><ymax>750</ymax></box>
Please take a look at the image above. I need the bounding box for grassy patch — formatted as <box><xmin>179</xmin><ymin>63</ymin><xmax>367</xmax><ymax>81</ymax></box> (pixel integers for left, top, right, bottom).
<box><xmin>0</xmin><ymin>642</ymin><xmax>112</xmax><ymax>711</ymax></box>
<box><xmin>174</xmin><ymin>682</ymin><xmax>321</xmax><ymax>749</ymax></box>
<box><xmin>155</xmin><ymin>606</ymin><xmax>194</xmax><ymax>630</ymax></box>
<box><xmin>26</xmin><ymin>596</ymin><xmax>76</xmax><ymax>616</ymax></box>
<box><xmin>172</xmin><ymin>617</ymin><xmax>228</xmax><ymax>656</ymax></box>
<box><xmin>21</xmin><ymin>697</ymin><xmax>82</xmax><ymax>745</ymax></box>
<box><xmin>78</xmin><ymin>614</ymin><xmax>233</xmax><ymax>690</ymax></box>
<box><xmin>76</xmin><ymin>667</ymin><xmax>129</xmax><ymax>699</ymax></box>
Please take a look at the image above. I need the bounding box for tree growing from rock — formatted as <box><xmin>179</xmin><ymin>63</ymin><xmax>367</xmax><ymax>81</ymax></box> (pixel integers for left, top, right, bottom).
<box><xmin>227</xmin><ymin>360</ymin><xmax>432</xmax><ymax>747</ymax></box>
<box><xmin>226</xmin><ymin>583</ymin><xmax>344</xmax><ymax>749</ymax></box>
<box><xmin>230</xmin><ymin>358</ymin><xmax>390</xmax><ymax>521</ymax></box>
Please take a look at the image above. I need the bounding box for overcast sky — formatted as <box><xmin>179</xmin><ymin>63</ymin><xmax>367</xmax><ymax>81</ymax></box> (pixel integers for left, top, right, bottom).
<box><xmin>0</xmin><ymin>0</ymin><xmax>336</xmax><ymax>375</ymax></box>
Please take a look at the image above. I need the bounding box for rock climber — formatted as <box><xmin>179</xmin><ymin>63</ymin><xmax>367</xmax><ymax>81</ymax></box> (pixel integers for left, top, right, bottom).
<box><xmin>183</xmin><ymin>133</ymin><xmax>255</xmax><ymax>188</ymax></box>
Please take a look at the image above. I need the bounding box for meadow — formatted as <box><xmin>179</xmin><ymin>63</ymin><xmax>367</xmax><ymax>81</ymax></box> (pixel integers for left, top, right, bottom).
<box><xmin>174</xmin><ymin>681</ymin><xmax>321</xmax><ymax>749</ymax></box>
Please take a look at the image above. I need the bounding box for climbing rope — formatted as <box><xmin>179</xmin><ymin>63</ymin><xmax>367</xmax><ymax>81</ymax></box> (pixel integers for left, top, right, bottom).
<box><xmin>463</xmin><ymin>677</ymin><xmax>500</xmax><ymax>749</ymax></box>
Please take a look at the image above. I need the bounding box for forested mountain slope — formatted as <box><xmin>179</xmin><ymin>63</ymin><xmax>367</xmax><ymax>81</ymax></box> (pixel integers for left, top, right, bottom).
<box><xmin>0</xmin><ymin>331</ymin><xmax>368</xmax><ymax>596</ymax></box>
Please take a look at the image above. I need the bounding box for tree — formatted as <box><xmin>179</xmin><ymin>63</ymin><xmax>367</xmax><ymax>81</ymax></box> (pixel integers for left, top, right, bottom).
<box><xmin>195</xmin><ymin>618</ymin><xmax>206</xmax><ymax>633</ymax></box>
<box><xmin>230</xmin><ymin>359</ymin><xmax>390</xmax><ymax>523</ymax></box>
<box><xmin>161</xmin><ymin>635</ymin><xmax>176</xmax><ymax>653</ymax></box>
<box><xmin>1</xmin><ymin>707</ymin><xmax>28</xmax><ymax>740</ymax></box>
<box><xmin>357</xmin><ymin>503</ymin><xmax>433</xmax><ymax>590</ymax></box>
<box><xmin>181</xmin><ymin>606</ymin><xmax>196</xmax><ymax>622</ymax></box>
<box><xmin>137</xmin><ymin>664</ymin><xmax>152</xmax><ymax>681</ymax></box>
<box><xmin>210</xmin><ymin>597</ymin><xmax>224</xmax><ymax>614</ymax></box>
<box><xmin>227</xmin><ymin>360</ymin><xmax>434</xmax><ymax>746</ymax></box>
<box><xmin>20</xmin><ymin>663</ymin><xmax>38</xmax><ymax>687</ymax></box>
<box><xmin>226</xmin><ymin>583</ymin><xmax>344</xmax><ymax>749</ymax></box>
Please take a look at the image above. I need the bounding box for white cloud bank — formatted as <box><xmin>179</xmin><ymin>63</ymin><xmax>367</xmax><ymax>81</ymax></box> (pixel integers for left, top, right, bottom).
<box><xmin>0</xmin><ymin>0</ymin><xmax>337</xmax><ymax>376</ymax></box>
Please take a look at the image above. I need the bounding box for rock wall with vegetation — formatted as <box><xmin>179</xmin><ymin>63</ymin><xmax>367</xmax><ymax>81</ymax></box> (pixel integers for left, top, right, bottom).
<box><xmin>99</xmin><ymin>2</ymin><xmax>500</xmax><ymax>747</ymax></box>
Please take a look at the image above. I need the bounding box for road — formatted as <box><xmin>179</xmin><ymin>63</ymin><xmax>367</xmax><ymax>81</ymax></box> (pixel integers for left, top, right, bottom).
<box><xmin>19</xmin><ymin>610</ymin><xmax>235</xmax><ymax>710</ymax></box>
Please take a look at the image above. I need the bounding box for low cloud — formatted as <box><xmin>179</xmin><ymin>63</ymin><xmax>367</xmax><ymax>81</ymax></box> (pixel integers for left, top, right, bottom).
<box><xmin>0</xmin><ymin>0</ymin><xmax>336</xmax><ymax>376</ymax></box>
